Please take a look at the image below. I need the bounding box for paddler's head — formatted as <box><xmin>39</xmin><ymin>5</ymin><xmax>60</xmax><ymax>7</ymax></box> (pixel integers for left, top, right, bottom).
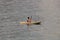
<box><xmin>27</xmin><ymin>17</ymin><xmax>29</xmax><ymax>19</ymax></box>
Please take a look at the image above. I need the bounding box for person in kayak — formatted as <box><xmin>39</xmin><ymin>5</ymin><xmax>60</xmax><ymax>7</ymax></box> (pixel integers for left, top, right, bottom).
<box><xmin>27</xmin><ymin>17</ymin><xmax>32</xmax><ymax>26</ymax></box>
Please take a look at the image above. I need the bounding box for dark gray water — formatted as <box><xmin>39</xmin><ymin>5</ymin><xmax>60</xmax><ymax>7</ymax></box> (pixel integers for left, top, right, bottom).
<box><xmin>0</xmin><ymin>0</ymin><xmax>60</xmax><ymax>40</ymax></box>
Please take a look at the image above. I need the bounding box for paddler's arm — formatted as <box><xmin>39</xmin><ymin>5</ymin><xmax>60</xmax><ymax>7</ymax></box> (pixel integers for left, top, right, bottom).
<box><xmin>31</xmin><ymin>16</ymin><xmax>32</xmax><ymax>19</ymax></box>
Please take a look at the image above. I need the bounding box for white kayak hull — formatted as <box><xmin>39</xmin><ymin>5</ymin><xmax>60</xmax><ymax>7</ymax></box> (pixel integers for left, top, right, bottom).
<box><xmin>20</xmin><ymin>21</ymin><xmax>41</xmax><ymax>25</ymax></box>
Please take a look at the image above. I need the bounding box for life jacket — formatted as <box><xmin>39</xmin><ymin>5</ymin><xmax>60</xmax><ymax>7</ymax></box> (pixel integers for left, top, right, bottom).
<box><xmin>27</xmin><ymin>18</ymin><xmax>31</xmax><ymax>22</ymax></box>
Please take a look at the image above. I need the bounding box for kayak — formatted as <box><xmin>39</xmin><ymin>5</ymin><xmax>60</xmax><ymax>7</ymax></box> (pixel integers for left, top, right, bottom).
<box><xmin>20</xmin><ymin>21</ymin><xmax>41</xmax><ymax>25</ymax></box>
